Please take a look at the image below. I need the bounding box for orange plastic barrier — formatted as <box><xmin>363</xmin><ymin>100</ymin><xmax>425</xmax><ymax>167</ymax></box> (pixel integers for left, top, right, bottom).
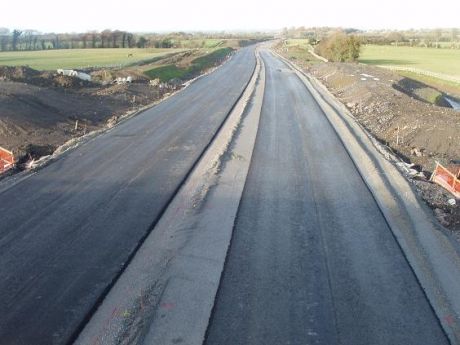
<box><xmin>0</xmin><ymin>147</ymin><xmax>15</xmax><ymax>173</ymax></box>
<box><xmin>430</xmin><ymin>162</ymin><xmax>460</xmax><ymax>198</ymax></box>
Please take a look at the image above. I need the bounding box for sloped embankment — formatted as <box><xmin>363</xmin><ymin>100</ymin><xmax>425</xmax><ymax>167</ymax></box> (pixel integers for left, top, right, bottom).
<box><xmin>144</xmin><ymin>48</ymin><xmax>233</xmax><ymax>82</ymax></box>
<box><xmin>307</xmin><ymin>62</ymin><xmax>460</xmax><ymax>231</ymax></box>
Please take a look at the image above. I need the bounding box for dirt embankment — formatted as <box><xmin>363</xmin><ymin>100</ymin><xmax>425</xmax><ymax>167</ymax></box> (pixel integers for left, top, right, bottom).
<box><xmin>277</xmin><ymin>47</ymin><xmax>460</xmax><ymax>232</ymax></box>
<box><xmin>309</xmin><ymin>63</ymin><xmax>459</xmax><ymax>167</ymax></box>
<box><xmin>0</xmin><ymin>68</ymin><xmax>168</xmax><ymax>162</ymax></box>
<box><xmin>311</xmin><ymin>63</ymin><xmax>460</xmax><ymax>231</ymax></box>
<box><xmin>0</xmin><ymin>50</ymin><xmax>214</xmax><ymax>164</ymax></box>
<box><xmin>0</xmin><ymin>48</ymin><xmax>237</xmax><ymax>166</ymax></box>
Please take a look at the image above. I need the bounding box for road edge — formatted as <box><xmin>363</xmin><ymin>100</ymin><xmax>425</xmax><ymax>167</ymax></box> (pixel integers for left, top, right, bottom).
<box><xmin>74</xmin><ymin>49</ymin><xmax>264</xmax><ymax>345</ymax></box>
<box><xmin>273</xmin><ymin>50</ymin><xmax>460</xmax><ymax>344</ymax></box>
<box><xmin>0</xmin><ymin>48</ymin><xmax>239</xmax><ymax>196</ymax></box>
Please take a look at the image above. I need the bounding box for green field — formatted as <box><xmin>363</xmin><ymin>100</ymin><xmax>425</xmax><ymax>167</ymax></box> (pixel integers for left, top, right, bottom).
<box><xmin>359</xmin><ymin>45</ymin><xmax>460</xmax><ymax>80</ymax></box>
<box><xmin>0</xmin><ymin>48</ymin><xmax>185</xmax><ymax>70</ymax></box>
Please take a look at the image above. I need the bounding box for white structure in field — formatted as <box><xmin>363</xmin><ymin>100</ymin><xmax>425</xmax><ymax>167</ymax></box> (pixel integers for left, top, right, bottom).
<box><xmin>57</xmin><ymin>69</ymin><xmax>91</xmax><ymax>81</ymax></box>
<box><xmin>115</xmin><ymin>76</ymin><xmax>132</xmax><ymax>84</ymax></box>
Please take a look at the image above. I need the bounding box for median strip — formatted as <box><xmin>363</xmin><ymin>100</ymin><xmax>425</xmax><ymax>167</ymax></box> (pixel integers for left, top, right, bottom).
<box><xmin>75</xmin><ymin>49</ymin><xmax>265</xmax><ymax>345</ymax></box>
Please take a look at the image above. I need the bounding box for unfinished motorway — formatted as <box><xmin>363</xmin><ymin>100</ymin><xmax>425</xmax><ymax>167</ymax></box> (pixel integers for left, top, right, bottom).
<box><xmin>1</xmin><ymin>45</ymin><xmax>460</xmax><ymax>345</ymax></box>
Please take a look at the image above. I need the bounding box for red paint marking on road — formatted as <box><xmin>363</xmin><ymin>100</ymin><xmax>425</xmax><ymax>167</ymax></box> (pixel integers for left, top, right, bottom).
<box><xmin>444</xmin><ymin>314</ymin><xmax>455</xmax><ymax>326</ymax></box>
<box><xmin>161</xmin><ymin>302</ymin><xmax>176</xmax><ymax>310</ymax></box>
<box><xmin>111</xmin><ymin>307</ymin><xmax>120</xmax><ymax>318</ymax></box>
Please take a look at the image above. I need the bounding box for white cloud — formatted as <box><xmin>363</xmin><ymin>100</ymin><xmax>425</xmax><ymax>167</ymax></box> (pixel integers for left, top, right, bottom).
<box><xmin>3</xmin><ymin>0</ymin><xmax>460</xmax><ymax>32</ymax></box>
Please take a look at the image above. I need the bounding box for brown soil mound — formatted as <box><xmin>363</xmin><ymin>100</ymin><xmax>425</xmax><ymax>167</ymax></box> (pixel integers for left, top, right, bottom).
<box><xmin>0</xmin><ymin>65</ymin><xmax>41</xmax><ymax>80</ymax></box>
<box><xmin>0</xmin><ymin>77</ymin><xmax>166</xmax><ymax>162</ymax></box>
<box><xmin>306</xmin><ymin>62</ymin><xmax>459</xmax><ymax>231</ymax></box>
<box><xmin>0</xmin><ymin>66</ymin><xmax>95</xmax><ymax>89</ymax></box>
<box><xmin>308</xmin><ymin>63</ymin><xmax>459</xmax><ymax>170</ymax></box>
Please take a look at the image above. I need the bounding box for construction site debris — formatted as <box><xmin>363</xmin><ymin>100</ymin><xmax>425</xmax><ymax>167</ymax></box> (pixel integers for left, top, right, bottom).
<box><xmin>57</xmin><ymin>69</ymin><xmax>92</xmax><ymax>81</ymax></box>
<box><xmin>0</xmin><ymin>146</ymin><xmax>15</xmax><ymax>173</ymax></box>
<box><xmin>430</xmin><ymin>162</ymin><xmax>460</xmax><ymax>199</ymax></box>
<box><xmin>115</xmin><ymin>76</ymin><xmax>132</xmax><ymax>84</ymax></box>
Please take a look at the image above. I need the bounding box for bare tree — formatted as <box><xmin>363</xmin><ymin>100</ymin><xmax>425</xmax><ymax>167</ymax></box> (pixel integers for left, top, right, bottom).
<box><xmin>81</xmin><ymin>33</ymin><xmax>88</xmax><ymax>48</ymax></box>
<box><xmin>101</xmin><ymin>29</ymin><xmax>111</xmax><ymax>48</ymax></box>
<box><xmin>386</xmin><ymin>31</ymin><xmax>405</xmax><ymax>46</ymax></box>
<box><xmin>111</xmin><ymin>30</ymin><xmax>122</xmax><ymax>48</ymax></box>
<box><xmin>121</xmin><ymin>31</ymin><xmax>127</xmax><ymax>48</ymax></box>
<box><xmin>0</xmin><ymin>28</ymin><xmax>9</xmax><ymax>51</ymax></box>
<box><xmin>127</xmin><ymin>33</ymin><xmax>134</xmax><ymax>48</ymax></box>
<box><xmin>90</xmin><ymin>31</ymin><xmax>98</xmax><ymax>48</ymax></box>
<box><xmin>434</xmin><ymin>28</ymin><xmax>442</xmax><ymax>47</ymax></box>
<box><xmin>12</xmin><ymin>29</ymin><xmax>22</xmax><ymax>50</ymax></box>
<box><xmin>451</xmin><ymin>28</ymin><xmax>458</xmax><ymax>43</ymax></box>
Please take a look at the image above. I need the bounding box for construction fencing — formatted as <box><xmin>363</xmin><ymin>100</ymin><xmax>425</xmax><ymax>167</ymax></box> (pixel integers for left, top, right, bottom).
<box><xmin>430</xmin><ymin>162</ymin><xmax>460</xmax><ymax>199</ymax></box>
<box><xmin>0</xmin><ymin>147</ymin><xmax>15</xmax><ymax>173</ymax></box>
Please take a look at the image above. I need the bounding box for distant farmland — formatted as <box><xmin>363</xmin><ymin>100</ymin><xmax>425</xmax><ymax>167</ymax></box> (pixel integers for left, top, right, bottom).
<box><xmin>0</xmin><ymin>48</ymin><xmax>185</xmax><ymax>70</ymax></box>
<box><xmin>359</xmin><ymin>45</ymin><xmax>460</xmax><ymax>82</ymax></box>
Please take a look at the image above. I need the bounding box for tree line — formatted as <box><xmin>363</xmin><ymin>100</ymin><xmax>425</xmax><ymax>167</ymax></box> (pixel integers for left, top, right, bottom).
<box><xmin>0</xmin><ymin>29</ymin><xmax>191</xmax><ymax>51</ymax></box>
<box><xmin>281</xmin><ymin>26</ymin><xmax>460</xmax><ymax>49</ymax></box>
<box><xmin>0</xmin><ymin>28</ymin><xmax>272</xmax><ymax>52</ymax></box>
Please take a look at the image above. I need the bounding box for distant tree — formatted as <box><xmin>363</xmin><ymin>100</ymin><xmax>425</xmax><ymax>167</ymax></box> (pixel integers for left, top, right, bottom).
<box><xmin>434</xmin><ymin>28</ymin><xmax>442</xmax><ymax>47</ymax></box>
<box><xmin>315</xmin><ymin>33</ymin><xmax>361</xmax><ymax>62</ymax></box>
<box><xmin>0</xmin><ymin>35</ymin><xmax>8</xmax><ymax>51</ymax></box>
<box><xmin>161</xmin><ymin>38</ymin><xmax>173</xmax><ymax>48</ymax></box>
<box><xmin>51</xmin><ymin>34</ymin><xmax>59</xmax><ymax>49</ymax></box>
<box><xmin>281</xmin><ymin>27</ymin><xmax>288</xmax><ymax>38</ymax></box>
<box><xmin>121</xmin><ymin>32</ymin><xmax>127</xmax><ymax>48</ymax></box>
<box><xmin>451</xmin><ymin>28</ymin><xmax>458</xmax><ymax>42</ymax></box>
<box><xmin>0</xmin><ymin>28</ymin><xmax>9</xmax><ymax>51</ymax></box>
<box><xmin>137</xmin><ymin>36</ymin><xmax>147</xmax><ymax>48</ymax></box>
<box><xmin>111</xmin><ymin>30</ymin><xmax>122</xmax><ymax>48</ymax></box>
<box><xmin>101</xmin><ymin>29</ymin><xmax>112</xmax><ymax>48</ymax></box>
<box><xmin>126</xmin><ymin>33</ymin><xmax>134</xmax><ymax>48</ymax></box>
<box><xmin>81</xmin><ymin>33</ymin><xmax>88</xmax><ymax>48</ymax></box>
<box><xmin>90</xmin><ymin>31</ymin><xmax>98</xmax><ymax>48</ymax></box>
<box><xmin>386</xmin><ymin>32</ymin><xmax>405</xmax><ymax>46</ymax></box>
<box><xmin>12</xmin><ymin>29</ymin><xmax>22</xmax><ymax>50</ymax></box>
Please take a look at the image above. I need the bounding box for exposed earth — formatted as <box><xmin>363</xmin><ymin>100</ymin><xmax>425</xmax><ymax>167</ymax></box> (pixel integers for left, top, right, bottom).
<box><xmin>0</xmin><ymin>49</ymin><xmax>230</xmax><ymax>164</ymax></box>
<box><xmin>277</xmin><ymin>45</ymin><xmax>460</xmax><ymax>233</ymax></box>
<box><xmin>0</xmin><ymin>66</ymin><xmax>170</xmax><ymax>160</ymax></box>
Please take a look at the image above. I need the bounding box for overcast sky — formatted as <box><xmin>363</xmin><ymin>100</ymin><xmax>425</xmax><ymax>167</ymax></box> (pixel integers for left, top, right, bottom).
<box><xmin>4</xmin><ymin>0</ymin><xmax>460</xmax><ymax>33</ymax></box>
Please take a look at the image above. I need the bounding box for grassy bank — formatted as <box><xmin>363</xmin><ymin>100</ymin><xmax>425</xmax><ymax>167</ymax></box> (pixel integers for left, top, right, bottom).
<box><xmin>144</xmin><ymin>47</ymin><xmax>233</xmax><ymax>82</ymax></box>
<box><xmin>277</xmin><ymin>39</ymin><xmax>320</xmax><ymax>66</ymax></box>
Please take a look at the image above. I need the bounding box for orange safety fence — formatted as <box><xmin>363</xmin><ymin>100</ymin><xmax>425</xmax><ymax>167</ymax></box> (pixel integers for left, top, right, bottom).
<box><xmin>0</xmin><ymin>147</ymin><xmax>15</xmax><ymax>173</ymax></box>
<box><xmin>430</xmin><ymin>162</ymin><xmax>460</xmax><ymax>199</ymax></box>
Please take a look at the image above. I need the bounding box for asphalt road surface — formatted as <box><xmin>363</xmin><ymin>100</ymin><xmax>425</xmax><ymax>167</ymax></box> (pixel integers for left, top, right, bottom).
<box><xmin>205</xmin><ymin>50</ymin><xmax>449</xmax><ymax>345</ymax></box>
<box><xmin>0</xmin><ymin>47</ymin><xmax>255</xmax><ymax>345</ymax></box>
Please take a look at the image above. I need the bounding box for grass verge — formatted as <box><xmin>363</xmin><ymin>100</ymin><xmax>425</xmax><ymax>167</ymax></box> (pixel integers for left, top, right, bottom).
<box><xmin>144</xmin><ymin>48</ymin><xmax>233</xmax><ymax>82</ymax></box>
